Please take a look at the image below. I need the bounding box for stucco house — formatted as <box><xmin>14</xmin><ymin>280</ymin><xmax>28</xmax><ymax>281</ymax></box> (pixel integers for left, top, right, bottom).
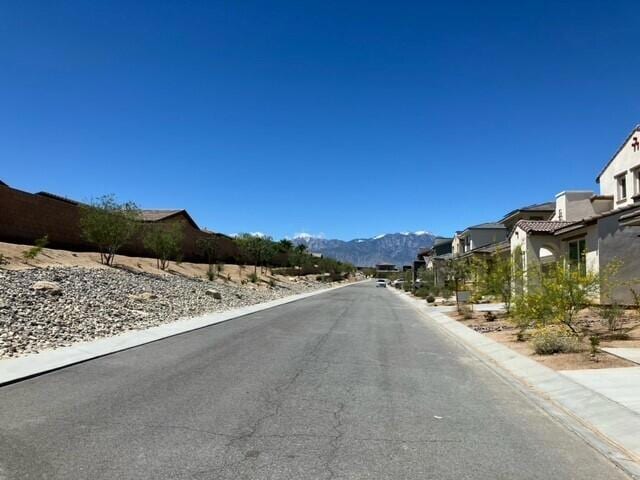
<box><xmin>499</xmin><ymin>201</ymin><xmax>555</xmax><ymax>231</ymax></box>
<box><xmin>452</xmin><ymin>223</ymin><xmax>508</xmax><ymax>258</ymax></box>
<box><xmin>420</xmin><ymin>237</ymin><xmax>453</xmax><ymax>287</ymax></box>
<box><xmin>510</xmin><ymin>125</ymin><xmax>640</xmax><ymax>303</ymax></box>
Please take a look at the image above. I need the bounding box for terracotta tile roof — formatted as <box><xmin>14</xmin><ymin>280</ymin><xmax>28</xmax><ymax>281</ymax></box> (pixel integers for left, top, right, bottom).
<box><xmin>514</xmin><ymin>220</ymin><xmax>574</xmax><ymax>234</ymax></box>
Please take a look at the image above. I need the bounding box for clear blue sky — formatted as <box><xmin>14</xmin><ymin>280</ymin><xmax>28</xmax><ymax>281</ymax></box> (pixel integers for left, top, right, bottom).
<box><xmin>1</xmin><ymin>1</ymin><xmax>638</xmax><ymax>240</ymax></box>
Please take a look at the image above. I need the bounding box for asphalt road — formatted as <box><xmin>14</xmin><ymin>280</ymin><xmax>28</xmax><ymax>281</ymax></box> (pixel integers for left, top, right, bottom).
<box><xmin>0</xmin><ymin>282</ymin><xmax>630</xmax><ymax>479</ymax></box>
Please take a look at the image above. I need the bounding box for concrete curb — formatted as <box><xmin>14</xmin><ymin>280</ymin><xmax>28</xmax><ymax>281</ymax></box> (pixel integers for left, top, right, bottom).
<box><xmin>390</xmin><ymin>288</ymin><xmax>640</xmax><ymax>478</ymax></box>
<box><xmin>0</xmin><ymin>281</ymin><xmax>362</xmax><ymax>386</ymax></box>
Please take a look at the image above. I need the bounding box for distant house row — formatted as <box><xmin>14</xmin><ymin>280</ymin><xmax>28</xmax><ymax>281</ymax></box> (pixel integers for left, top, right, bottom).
<box><xmin>0</xmin><ymin>181</ymin><xmax>239</xmax><ymax>262</ymax></box>
<box><xmin>417</xmin><ymin>125</ymin><xmax>640</xmax><ymax>304</ymax></box>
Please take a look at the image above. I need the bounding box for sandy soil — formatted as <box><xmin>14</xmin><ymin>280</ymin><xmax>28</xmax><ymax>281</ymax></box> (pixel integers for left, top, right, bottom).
<box><xmin>0</xmin><ymin>241</ymin><xmax>316</xmax><ymax>286</ymax></box>
<box><xmin>448</xmin><ymin>310</ymin><xmax>638</xmax><ymax>371</ymax></box>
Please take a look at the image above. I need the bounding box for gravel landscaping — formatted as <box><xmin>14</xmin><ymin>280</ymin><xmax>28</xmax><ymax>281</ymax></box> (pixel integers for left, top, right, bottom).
<box><xmin>0</xmin><ymin>266</ymin><xmax>331</xmax><ymax>358</ymax></box>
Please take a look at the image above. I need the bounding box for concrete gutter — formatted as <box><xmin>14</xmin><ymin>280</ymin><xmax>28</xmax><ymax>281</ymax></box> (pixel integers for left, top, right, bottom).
<box><xmin>0</xmin><ymin>281</ymin><xmax>361</xmax><ymax>386</ymax></box>
<box><xmin>390</xmin><ymin>288</ymin><xmax>640</xmax><ymax>479</ymax></box>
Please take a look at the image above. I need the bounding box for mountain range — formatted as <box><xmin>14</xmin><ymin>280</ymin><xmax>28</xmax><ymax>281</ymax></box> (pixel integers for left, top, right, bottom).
<box><xmin>293</xmin><ymin>232</ymin><xmax>436</xmax><ymax>267</ymax></box>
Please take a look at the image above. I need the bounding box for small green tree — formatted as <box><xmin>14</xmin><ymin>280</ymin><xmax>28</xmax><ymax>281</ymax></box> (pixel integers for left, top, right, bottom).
<box><xmin>235</xmin><ymin>234</ymin><xmax>272</xmax><ymax>275</ymax></box>
<box><xmin>144</xmin><ymin>222</ymin><xmax>185</xmax><ymax>270</ymax></box>
<box><xmin>80</xmin><ymin>195</ymin><xmax>140</xmax><ymax>266</ymax></box>
<box><xmin>443</xmin><ymin>258</ymin><xmax>471</xmax><ymax>309</ymax></box>
<box><xmin>277</xmin><ymin>239</ymin><xmax>293</xmax><ymax>253</ymax></box>
<box><xmin>471</xmin><ymin>253</ymin><xmax>514</xmax><ymax>312</ymax></box>
<box><xmin>511</xmin><ymin>260</ymin><xmax>620</xmax><ymax>335</ymax></box>
<box><xmin>291</xmin><ymin>243</ymin><xmax>308</xmax><ymax>270</ymax></box>
<box><xmin>196</xmin><ymin>234</ymin><xmax>219</xmax><ymax>281</ymax></box>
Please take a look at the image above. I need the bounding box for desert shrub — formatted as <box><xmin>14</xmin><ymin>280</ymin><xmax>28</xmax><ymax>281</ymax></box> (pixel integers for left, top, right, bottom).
<box><xmin>206</xmin><ymin>267</ymin><xmax>216</xmax><ymax>281</ymax></box>
<box><xmin>269</xmin><ymin>278</ymin><xmax>277</xmax><ymax>287</ymax></box>
<box><xmin>23</xmin><ymin>235</ymin><xmax>49</xmax><ymax>260</ymax></box>
<box><xmin>484</xmin><ymin>311</ymin><xmax>497</xmax><ymax>322</ymax></box>
<box><xmin>531</xmin><ymin>325</ymin><xmax>581</xmax><ymax>355</ymax></box>
<box><xmin>0</xmin><ymin>253</ymin><xmax>8</xmax><ymax>266</ymax></box>
<box><xmin>415</xmin><ymin>287</ymin><xmax>430</xmax><ymax>298</ymax></box>
<box><xmin>629</xmin><ymin>287</ymin><xmax>640</xmax><ymax>313</ymax></box>
<box><xmin>426</xmin><ymin>295</ymin><xmax>435</xmax><ymax>303</ymax></box>
<box><xmin>599</xmin><ymin>302</ymin><xmax>624</xmax><ymax>332</ymax></box>
<box><xmin>458</xmin><ymin>304</ymin><xmax>473</xmax><ymax>319</ymax></box>
<box><xmin>470</xmin><ymin>293</ymin><xmax>484</xmax><ymax>303</ymax></box>
<box><xmin>510</xmin><ymin>288</ymin><xmax>552</xmax><ymax>332</ymax></box>
<box><xmin>248</xmin><ymin>272</ymin><xmax>258</xmax><ymax>283</ymax></box>
<box><xmin>440</xmin><ymin>286</ymin><xmax>453</xmax><ymax>300</ymax></box>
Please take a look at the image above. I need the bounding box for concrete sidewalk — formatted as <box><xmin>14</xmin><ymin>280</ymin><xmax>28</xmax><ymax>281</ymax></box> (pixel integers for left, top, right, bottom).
<box><xmin>391</xmin><ymin>288</ymin><xmax>640</xmax><ymax>478</ymax></box>
<box><xmin>562</xmin><ymin>367</ymin><xmax>640</xmax><ymax>416</ymax></box>
<box><xmin>0</xmin><ymin>281</ymin><xmax>362</xmax><ymax>386</ymax></box>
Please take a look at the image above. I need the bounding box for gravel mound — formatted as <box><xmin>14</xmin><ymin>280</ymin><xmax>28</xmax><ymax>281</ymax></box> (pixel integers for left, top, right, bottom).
<box><xmin>0</xmin><ymin>267</ymin><xmax>328</xmax><ymax>358</ymax></box>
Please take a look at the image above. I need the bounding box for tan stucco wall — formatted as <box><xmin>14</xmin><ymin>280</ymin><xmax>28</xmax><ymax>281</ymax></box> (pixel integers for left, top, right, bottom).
<box><xmin>452</xmin><ymin>235</ymin><xmax>463</xmax><ymax>256</ymax></box>
<box><xmin>599</xmin><ymin>132</ymin><xmax>640</xmax><ymax>206</ymax></box>
<box><xmin>553</xmin><ymin>191</ymin><xmax>597</xmax><ymax>221</ymax></box>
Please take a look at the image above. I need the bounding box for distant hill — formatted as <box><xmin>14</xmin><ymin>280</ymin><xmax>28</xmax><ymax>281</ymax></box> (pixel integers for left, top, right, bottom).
<box><xmin>293</xmin><ymin>232</ymin><xmax>436</xmax><ymax>267</ymax></box>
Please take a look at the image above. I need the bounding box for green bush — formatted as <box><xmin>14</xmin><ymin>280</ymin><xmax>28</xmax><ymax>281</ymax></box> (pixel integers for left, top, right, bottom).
<box><xmin>23</xmin><ymin>235</ymin><xmax>49</xmax><ymax>260</ymax></box>
<box><xmin>531</xmin><ymin>325</ymin><xmax>581</xmax><ymax>355</ymax></box>
<box><xmin>458</xmin><ymin>304</ymin><xmax>473</xmax><ymax>319</ymax></box>
<box><xmin>426</xmin><ymin>295</ymin><xmax>435</xmax><ymax>303</ymax></box>
<box><xmin>599</xmin><ymin>302</ymin><xmax>623</xmax><ymax>332</ymax></box>
<box><xmin>144</xmin><ymin>223</ymin><xmax>184</xmax><ymax>271</ymax></box>
<box><xmin>414</xmin><ymin>287</ymin><xmax>430</xmax><ymax>298</ymax></box>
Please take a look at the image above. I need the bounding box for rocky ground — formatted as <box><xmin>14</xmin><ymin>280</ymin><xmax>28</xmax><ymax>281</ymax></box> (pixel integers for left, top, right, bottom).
<box><xmin>0</xmin><ymin>266</ymin><xmax>333</xmax><ymax>358</ymax></box>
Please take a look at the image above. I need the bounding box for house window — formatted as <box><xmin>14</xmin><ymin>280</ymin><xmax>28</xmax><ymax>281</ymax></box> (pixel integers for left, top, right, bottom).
<box><xmin>617</xmin><ymin>174</ymin><xmax>627</xmax><ymax>202</ymax></box>
<box><xmin>568</xmin><ymin>239</ymin><xmax>586</xmax><ymax>275</ymax></box>
<box><xmin>633</xmin><ymin>168</ymin><xmax>640</xmax><ymax>197</ymax></box>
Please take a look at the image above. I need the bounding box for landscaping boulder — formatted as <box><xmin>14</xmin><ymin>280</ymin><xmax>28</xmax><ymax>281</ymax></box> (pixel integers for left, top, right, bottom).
<box><xmin>128</xmin><ymin>292</ymin><xmax>157</xmax><ymax>302</ymax></box>
<box><xmin>31</xmin><ymin>281</ymin><xmax>62</xmax><ymax>296</ymax></box>
<box><xmin>205</xmin><ymin>289</ymin><xmax>222</xmax><ymax>299</ymax></box>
